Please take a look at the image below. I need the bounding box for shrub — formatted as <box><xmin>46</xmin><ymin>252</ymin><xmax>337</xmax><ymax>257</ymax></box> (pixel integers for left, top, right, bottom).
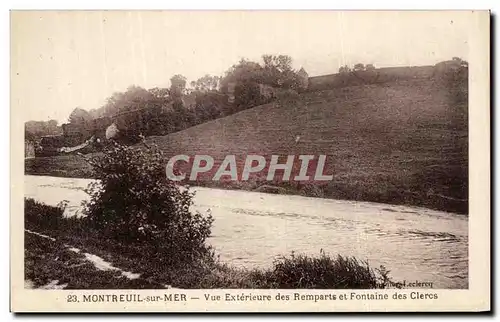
<box><xmin>83</xmin><ymin>140</ymin><xmax>214</xmax><ymax>266</ymax></box>
<box><xmin>234</xmin><ymin>81</ymin><xmax>268</xmax><ymax>111</ymax></box>
<box><xmin>188</xmin><ymin>251</ymin><xmax>397</xmax><ymax>289</ymax></box>
<box><xmin>263</xmin><ymin>252</ymin><xmax>382</xmax><ymax>289</ymax></box>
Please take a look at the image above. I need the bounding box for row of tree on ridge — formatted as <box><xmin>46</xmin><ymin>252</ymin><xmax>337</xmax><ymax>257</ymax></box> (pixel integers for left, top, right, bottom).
<box><xmin>25</xmin><ymin>55</ymin><xmax>468</xmax><ymax>148</ymax></box>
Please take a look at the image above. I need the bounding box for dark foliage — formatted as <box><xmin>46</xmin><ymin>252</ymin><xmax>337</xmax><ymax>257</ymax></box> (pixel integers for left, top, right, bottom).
<box><xmin>83</xmin><ymin>141</ymin><xmax>214</xmax><ymax>266</ymax></box>
<box><xmin>259</xmin><ymin>252</ymin><xmax>392</xmax><ymax>289</ymax></box>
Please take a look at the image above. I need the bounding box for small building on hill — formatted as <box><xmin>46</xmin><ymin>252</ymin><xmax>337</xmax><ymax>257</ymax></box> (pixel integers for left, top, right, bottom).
<box><xmin>297</xmin><ymin>67</ymin><xmax>309</xmax><ymax>90</ymax></box>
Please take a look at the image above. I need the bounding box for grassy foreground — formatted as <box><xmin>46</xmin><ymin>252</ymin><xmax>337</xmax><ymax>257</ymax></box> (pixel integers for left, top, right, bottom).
<box><xmin>25</xmin><ymin>198</ymin><xmax>394</xmax><ymax>289</ymax></box>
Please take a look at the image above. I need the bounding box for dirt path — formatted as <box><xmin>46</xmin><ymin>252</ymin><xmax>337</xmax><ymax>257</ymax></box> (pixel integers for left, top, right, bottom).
<box><xmin>25</xmin><ymin>229</ymin><xmax>175</xmax><ymax>289</ymax></box>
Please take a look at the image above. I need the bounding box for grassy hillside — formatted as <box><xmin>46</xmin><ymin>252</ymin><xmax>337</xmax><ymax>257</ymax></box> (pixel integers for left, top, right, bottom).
<box><xmin>145</xmin><ymin>78</ymin><xmax>468</xmax><ymax>213</ymax></box>
<box><xmin>25</xmin><ymin>77</ymin><xmax>467</xmax><ymax>214</ymax></box>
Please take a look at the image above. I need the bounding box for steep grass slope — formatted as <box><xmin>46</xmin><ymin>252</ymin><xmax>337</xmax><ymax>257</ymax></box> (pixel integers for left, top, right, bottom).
<box><xmin>146</xmin><ymin>78</ymin><xmax>468</xmax><ymax>213</ymax></box>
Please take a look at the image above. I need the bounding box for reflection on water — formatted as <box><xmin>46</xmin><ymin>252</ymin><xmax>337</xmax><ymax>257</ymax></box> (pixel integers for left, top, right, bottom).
<box><xmin>24</xmin><ymin>175</ymin><xmax>468</xmax><ymax>289</ymax></box>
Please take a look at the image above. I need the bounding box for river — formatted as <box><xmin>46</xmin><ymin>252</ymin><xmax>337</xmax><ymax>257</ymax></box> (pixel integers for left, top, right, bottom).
<box><xmin>24</xmin><ymin>175</ymin><xmax>468</xmax><ymax>289</ymax></box>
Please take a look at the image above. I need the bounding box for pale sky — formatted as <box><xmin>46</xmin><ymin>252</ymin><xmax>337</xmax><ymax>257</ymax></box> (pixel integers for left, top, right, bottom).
<box><xmin>11</xmin><ymin>11</ymin><xmax>471</xmax><ymax>123</ymax></box>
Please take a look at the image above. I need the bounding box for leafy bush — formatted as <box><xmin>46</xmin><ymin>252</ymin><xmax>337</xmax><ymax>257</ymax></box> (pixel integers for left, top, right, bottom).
<box><xmin>83</xmin><ymin>140</ymin><xmax>214</xmax><ymax>265</ymax></box>
<box><xmin>234</xmin><ymin>81</ymin><xmax>269</xmax><ymax>111</ymax></box>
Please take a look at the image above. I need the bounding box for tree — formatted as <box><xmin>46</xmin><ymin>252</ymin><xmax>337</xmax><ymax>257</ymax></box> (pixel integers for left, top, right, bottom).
<box><xmin>101</xmin><ymin>86</ymin><xmax>154</xmax><ymax>117</ymax></box>
<box><xmin>68</xmin><ymin>107</ymin><xmax>93</xmax><ymax>125</ymax></box>
<box><xmin>233</xmin><ymin>82</ymin><xmax>266</xmax><ymax>111</ymax></box>
<box><xmin>261</xmin><ymin>54</ymin><xmax>300</xmax><ymax>88</ymax></box>
<box><xmin>170</xmin><ymin>74</ymin><xmax>187</xmax><ymax>98</ymax></box>
<box><xmin>365</xmin><ymin>64</ymin><xmax>376</xmax><ymax>71</ymax></box>
<box><xmin>338</xmin><ymin>65</ymin><xmax>351</xmax><ymax>73</ymax></box>
<box><xmin>94</xmin><ymin>86</ymin><xmax>157</xmax><ymax>142</ymax></box>
<box><xmin>190</xmin><ymin>75</ymin><xmax>221</xmax><ymax>92</ymax></box>
<box><xmin>452</xmin><ymin>57</ymin><xmax>468</xmax><ymax>68</ymax></box>
<box><xmin>192</xmin><ymin>92</ymin><xmax>226</xmax><ymax>124</ymax></box>
<box><xmin>353</xmin><ymin>63</ymin><xmax>365</xmax><ymax>72</ymax></box>
<box><xmin>24</xmin><ymin>120</ymin><xmax>62</xmax><ymax>147</ymax></box>
<box><xmin>84</xmin><ymin>141</ymin><xmax>214</xmax><ymax>265</ymax></box>
<box><xmin>220</xmin><ymin>59</ymin><xmax>264</xmax><ymax>91</ymax></box>
<box><xmin>219</xmin><ymin>55</ymin><xmax>303</xmax><ymax>110</ymax></box>
<box><xmin>25</xmin><ymin>119</ymin><xmax>62</xmax><ymax>138</ymax></box>
<box><xmin>219</xmin><ymin>59</ymin><xmax>265</xmax><ymax>110</ymax></box>
<box><xmin>169</xmin><ymin>75</ymin><xmax>189</xmax><ymax>124</ymax></box>
<box><xmin>262</xmin><ymin>54</ymin><xmax>293</xmax><ymax>73</ymax></box>
<box><xmin>149</xmin><ymin>87</ymin><xmax>170</xmax><ymax>100</ymax></box>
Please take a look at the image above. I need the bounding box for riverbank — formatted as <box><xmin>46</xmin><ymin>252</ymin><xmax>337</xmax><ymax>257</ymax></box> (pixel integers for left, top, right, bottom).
<box><xmin>25</xmin><ymin>174</ymin><xmax>468</xmax><ymax>288</ymax></box>
<box><xmin>25</xmin><ymin>198</ymin><xmax>394</xmax><ymax>289</ymax></box>
<box><xmin>25</xmin><ymin>154</ymin><xmax>467</xmax><ymax>214</ymax></box>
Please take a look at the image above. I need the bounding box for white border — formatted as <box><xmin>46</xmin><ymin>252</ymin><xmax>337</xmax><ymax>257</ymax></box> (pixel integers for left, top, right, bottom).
<box><xmin>4</xmin><ymin>1</ymin><xmax>496</xmax><ymax>320</ymax></box>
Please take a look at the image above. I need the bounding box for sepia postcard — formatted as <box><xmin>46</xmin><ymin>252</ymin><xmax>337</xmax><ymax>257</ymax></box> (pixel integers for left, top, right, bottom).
<box><xmin>10</xmin><ymin>10</ymin><xmax>490</xmax><ymax>312</ymax></box>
